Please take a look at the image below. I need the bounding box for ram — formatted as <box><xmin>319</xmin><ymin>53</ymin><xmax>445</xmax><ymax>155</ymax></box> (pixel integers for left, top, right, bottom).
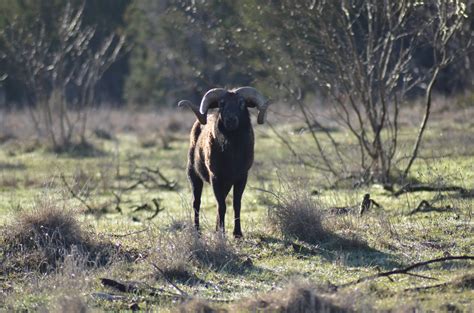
<box><xmin>179</xmin><ymin>87</ymin><xmax>269</xmax><ymax>238</ymax></box>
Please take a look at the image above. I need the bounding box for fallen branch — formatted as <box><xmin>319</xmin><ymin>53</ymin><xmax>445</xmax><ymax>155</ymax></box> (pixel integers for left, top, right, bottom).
<box><xmin>100</xmin><ymin>277</ymin><xmax>180</xmax><ymax>298</ymax></box>
<box><xmin>408</xmin><ymin>200</ymin><xmax>455</xmax><ymax>215</ymax></box>
<box><xmin>404</xmin><ymin>282</ymin><xmax>449</xmax><ymax>292</ymax></box>
<box><xmin>148</xmin><ymin>198</ymin><xmax>164</xmax><ymax>220</ymax></box>
<box><xmin>337</xmin><ymin>255</ymin><xmax>474</xmax><ymax>289</ymax></box>
<box><xmin>393</xmin><ymin>184</ymin><xmax>467</xmax><ymax>197</ymax></box>
<box><xmin>404</xmin><ymin>273</ymin><xmax>474</xmax><ymax>292</ymax></box>
<box><xmin>138</xmin><ymin>166</ymin><xmax>178</xmax><ymax>190</ymax></box>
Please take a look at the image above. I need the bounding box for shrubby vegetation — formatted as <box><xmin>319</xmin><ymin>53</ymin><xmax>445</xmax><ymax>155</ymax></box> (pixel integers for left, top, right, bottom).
<box><xmin>1</xmin><ymin>0</ymin><xmax>472</xmax><ymax>182</ymax></box>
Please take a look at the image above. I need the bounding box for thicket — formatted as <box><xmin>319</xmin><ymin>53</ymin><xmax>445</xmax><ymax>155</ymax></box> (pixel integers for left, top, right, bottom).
<box><xmin>1</xmin><ymin>0</ymin><xmax>472</xmax><ymax>108</ymax></box>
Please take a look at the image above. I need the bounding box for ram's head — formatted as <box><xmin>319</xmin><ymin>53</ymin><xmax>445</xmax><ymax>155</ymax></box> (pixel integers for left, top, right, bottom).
<box><xmin>179</xmin><ymin>87</ymin><xmax>269</xmax><ymax>129</ymax></box>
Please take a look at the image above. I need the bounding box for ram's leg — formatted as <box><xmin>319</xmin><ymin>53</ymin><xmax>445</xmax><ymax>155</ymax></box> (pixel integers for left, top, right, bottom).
<box><xmin>212</xmin><ymin>179</ymin><xmax>232</xmax><ymax>234</ymax></box>
<box><xmin>232</xmin><ymin>175</ymin><xmax>247</xmax><ymax>238</ymax></box>
<box><xmin>189</xmin><ymin>171</ymin><xmax>203</xmax><ymax>233</ymax></box>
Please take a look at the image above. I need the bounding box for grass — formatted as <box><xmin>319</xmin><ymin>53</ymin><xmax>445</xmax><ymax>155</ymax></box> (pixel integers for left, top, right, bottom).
<box><xmin>1</xmin><ymin>200</ymin><xmax>117</xmax><ymax>274</ymax></box>
<box><xmin>0</xmin><ymin>102</ymin><xmax>473</xmax><ymax>311</ymax></box>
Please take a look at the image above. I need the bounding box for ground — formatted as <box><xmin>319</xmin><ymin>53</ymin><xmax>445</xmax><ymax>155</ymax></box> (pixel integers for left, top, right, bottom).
<box><xmin>0</xmin><ymin>99</ymin><xmax>472</xmax><ymax>312</ymax></box>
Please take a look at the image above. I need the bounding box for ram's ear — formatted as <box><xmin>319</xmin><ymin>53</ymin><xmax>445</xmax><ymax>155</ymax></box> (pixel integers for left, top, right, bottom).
<box><xmin>178</xmin><ymin>100</ymin><xmax>207</xmax><ymax>124</ymax></box>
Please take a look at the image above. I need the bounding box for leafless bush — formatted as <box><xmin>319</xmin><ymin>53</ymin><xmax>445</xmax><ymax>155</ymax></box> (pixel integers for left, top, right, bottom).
<box><xmin>251</xmin><ymin>1</ymin><xmax>470</xmax><ymax>184</ymax></box>
<box><xmin>0</xmin><ymin>2</ymin><xmax>126</xmax><ymax>150</ymax></box>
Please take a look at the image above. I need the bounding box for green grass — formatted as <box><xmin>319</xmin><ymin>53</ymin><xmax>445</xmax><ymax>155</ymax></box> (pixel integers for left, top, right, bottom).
<box><xmin>0</xmin><ymin>106</ymin><xmax>473</xmax><ymax>312</ymax></box>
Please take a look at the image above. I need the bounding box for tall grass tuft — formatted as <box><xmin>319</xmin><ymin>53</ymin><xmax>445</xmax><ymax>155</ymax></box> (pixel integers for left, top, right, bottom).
<box><xmin>239</xmin><ymin>281</ymin><xmax>351</xmax><ymax>313</ymax></box>
<box><xmin>1</xmin><ymin>201</ymin><xmax>112</xmax><ymax>273</ymax></box>
<box><xmin>267</xmin><ymin>186</ymin><xmax>327</xmax><ymax>244</ymax></box>
<box><xmin>179</xmin><ymin>281</ymin><xmax>353</xmax><ymax>312</ymax></box>
<box><xmin>152</xmin><ymin>220</ymin><xmax>244</xmax><ymax>281</ymax></box>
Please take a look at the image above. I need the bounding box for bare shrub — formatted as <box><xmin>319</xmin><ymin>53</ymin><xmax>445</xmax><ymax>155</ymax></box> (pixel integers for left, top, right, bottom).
<box><xmin>267</xmin><ymin>187</ymin><xmax>327</xmax><ymax>244</ymax></box>
<box><xmin>1</xmin><ymin>201</ymin><xmax>113</xmax><ymax>273</ymax></box>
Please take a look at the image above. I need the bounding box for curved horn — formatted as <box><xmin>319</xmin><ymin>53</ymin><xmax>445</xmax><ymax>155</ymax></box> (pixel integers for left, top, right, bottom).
<box><xmin>178</xmin><ymin>100</ymin><xmax>207</xmax><ymax>125</ymax></box>
<box><xmin>199</xmin><ymin>88</ymin><xmax>227</xmax><ymax>115</ymax></box>
<box><xmin>234</xmin><ymin>86</ymin><xmax>270</xmax><ymax>124</ymax></box>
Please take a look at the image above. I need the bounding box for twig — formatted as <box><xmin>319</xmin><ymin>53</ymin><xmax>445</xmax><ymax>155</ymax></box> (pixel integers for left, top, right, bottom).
<box><xmin>60</xmin><ymin>173</ymin><xmax>94</xmax><ymax>213</ymax></box>
<box><xmin>249</xmin><ymin>186</ymin><xmax>281</xmax><ymax>201</ymax></box>
<box><xmin>124</xmin><ymin>179</ymin><xmax>147</xmax><ymax>191</ymax></box>
<box><xmin>337</xmin><ymin>255</ymin><xmax>474</xmax><ymax>289</ymax></box>
<box><xmin>138</xmin><ymin>166</ymin><xmax>178</xmax><ymax>190</ymax></box>
<box><xmin>147</xmin><ymin>198</ymin><xmax>164</xmax><ymax>220</ymax></box>
<box><xmin>404</xmin><ymin>282</ymin><xmax>449</xmax><ymax>292</ymax></box>
<box><xmin>112</xmin><ymin>191</ymin><xmax>122</xmax><ymax>214</ymax></box>
<box><xmin>151</xmin><ymin>263</ymin><xmax>189</xmax><ymax>297</ymax></box>
<box><xmin>132</xmin><ymin>203</ymin><xmax>152</xmax><ymax>212</ymax></box>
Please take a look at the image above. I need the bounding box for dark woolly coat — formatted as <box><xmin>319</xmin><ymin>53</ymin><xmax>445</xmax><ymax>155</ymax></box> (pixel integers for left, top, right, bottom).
<box><xmin>187</xmin><ymin>112</ymin><xmax>254</xmax><ymax>186</ymax></box>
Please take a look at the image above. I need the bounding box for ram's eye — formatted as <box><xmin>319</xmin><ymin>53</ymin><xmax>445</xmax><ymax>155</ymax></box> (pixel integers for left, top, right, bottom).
<box><xmin>219</xmin><ymin>99</ymin><xmax>225</xmax><ymax>107</ymax></box>
<box><xmin>239</xmin><ymin>99</ymin><xmax>246</xmax><ymax>109</ymax></box>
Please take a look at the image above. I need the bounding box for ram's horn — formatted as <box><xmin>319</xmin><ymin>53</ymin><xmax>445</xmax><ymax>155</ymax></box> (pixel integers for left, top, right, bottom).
<box><xmin>178</xmin><ymin>100</ymin><xmax>207</xmax><ymax>125</ymax></box>
<box><xmin>234</xmin><ymin>86</ymin><xmax>270</xmax><ymax>124</ymax></box>
<box><xmin>199</xmin><ymin>88</ymin><xmax>227</xmax><ymax>115</ymax></box>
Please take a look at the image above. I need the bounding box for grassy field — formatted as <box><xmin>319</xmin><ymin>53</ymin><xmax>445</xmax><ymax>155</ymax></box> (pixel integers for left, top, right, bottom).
<box><xmin>0</xmin><ymin>100</ymin><xmax>473</xmax><ymax>312</ymax></box>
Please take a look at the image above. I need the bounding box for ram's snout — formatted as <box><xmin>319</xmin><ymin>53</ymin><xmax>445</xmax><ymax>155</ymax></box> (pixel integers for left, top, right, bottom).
<box><xmin>223</xmin><ymin>116</ymin><xmax>239</xmax><ymax>131</ymax></box>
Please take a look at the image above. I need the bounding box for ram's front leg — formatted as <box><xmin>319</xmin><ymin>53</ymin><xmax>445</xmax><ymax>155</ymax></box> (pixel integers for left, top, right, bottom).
<box><xmin>232</xmin><ymin>175</ymin><xmax>247</xmax><ymax>238</ymax></box>
<box><xmin>212</xmin><ymin>179</ymin><xmax>232</xmax><ymax>234</ymax></box>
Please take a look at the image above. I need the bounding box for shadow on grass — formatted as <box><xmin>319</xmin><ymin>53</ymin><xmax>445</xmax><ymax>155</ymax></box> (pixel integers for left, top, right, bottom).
<box><xmin>255</xmin><ymin>233</ymin><xmax>400</xmax><ymax>270</ymax></box>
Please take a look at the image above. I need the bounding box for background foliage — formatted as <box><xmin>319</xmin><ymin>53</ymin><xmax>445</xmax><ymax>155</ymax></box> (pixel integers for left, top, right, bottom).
<box><xmin>1</xmin><ymin>0</ymin><xmax>472</xmax><ymax>107</ymax></box>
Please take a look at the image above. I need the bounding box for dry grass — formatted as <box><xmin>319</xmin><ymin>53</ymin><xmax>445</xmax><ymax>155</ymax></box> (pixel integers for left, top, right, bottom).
<box><xmin>179</xmin><ymin>298</ymin><xmax>224</xmax><ymax>313</ymax></box>
<box><xmin>238</xmin><ymin>282</ymin><xmax>351</xmax><ymax>313</ymax></box>
<box><xmin>0</xmin><ymin>242</ymin><xmax>95</xmax><ymax>311</ymax></box>
<box><xmin>1</xmin><ymin>201</ymin><xmax>113</xmax><ymax>273</ymax></box>
<box><xmin>267</xmin><ymin>186</ymin><xmax>327</xmax><ymax>244</ymax></box>
<box><xmin>179</xmin><ymin>281</ymin><xmax>353</xmax><ymax>313</ymax></box>
<box><xmin>152</xmin><ymin>220</ymin><xmax>244</xmax><ymax>282</ymax></box>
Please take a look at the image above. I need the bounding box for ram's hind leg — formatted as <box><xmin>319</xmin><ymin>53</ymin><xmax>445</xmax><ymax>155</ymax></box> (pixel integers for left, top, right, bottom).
<box><xmin>212</xmin><ymin>179</ymin><xmax>232</xmax><ymax>234</ymax></box>
<box><xmin>189</xmin><ymin>171</ymin><xmax>203</xmax><ymax>233</ymax></box>
<box><xmin>232</xmin><ymin>175</ymin><xmax>248</xmax><ymax>238</ymax></box>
